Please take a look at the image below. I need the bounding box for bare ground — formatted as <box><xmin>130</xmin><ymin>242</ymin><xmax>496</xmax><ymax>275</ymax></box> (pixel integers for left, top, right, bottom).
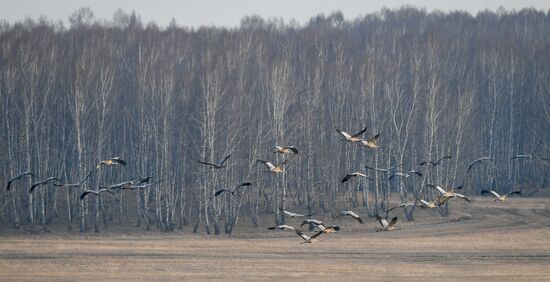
<box><xmin>1</xmin><ymin>197</ymin><xmax>550</xmax><ymax>281</ymax></box>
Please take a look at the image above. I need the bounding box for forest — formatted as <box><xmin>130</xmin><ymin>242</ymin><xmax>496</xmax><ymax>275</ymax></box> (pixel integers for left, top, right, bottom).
<box><xmin>1</xmin><ymin>7</ymin><xmax>550</xmax><ymax>234</ymax></box>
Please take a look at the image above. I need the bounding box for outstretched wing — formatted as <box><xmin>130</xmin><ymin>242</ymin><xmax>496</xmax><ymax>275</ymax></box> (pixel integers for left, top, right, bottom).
<box><xmin>214</xmin><ymin>189</ymin><xmax>232</xmax><ymax>197</ymax></box>
<box><xmin>232</xmin><ymin>182</ymin><xmax>252</xmax><ymax>194</ymax></box>
<box><xmin>481</xmin><ymin>190</ymin><xmax>500</xmax><ymax>198</ymax></box>
<box><xmin>112</xmin><ymin>157</ymin><xmax>127</xmax><ymax>166</ymax></box>
<box><xmin>388</xmin><ymin>217</ymin><xmax>398</xmax><ymax>228</ymax></box>
<box><xmin>197</xmin><ymin>160</ymin><xmax>220</xmax><ymax>168</ymax></box>
<box><xmin>428</xmin><ymin>184</ymin><xmax>447</xmax><ymax>195</ymax></box>
<box><xmin>287</xmin><ymin>146</ymin><xmax>299</xmax><ymax>154</ymax></box>
<box><xmin>219</xmin><ymin>155</ymin><xmax>231</xmax><ymax>166</ymax></box>
<box><xmin>376</xmin><ymin>215</ymin><xmax>388</xmax><ymax>228</ymax></box>
<box><xmin>505</xmin><ymin>191</ymin><xmax>521</xmax><ymax>197</ymax></box>
<box><xmin>408</xmin><ymin>171</ymin><xmax>423</xmax><ymax>177</ymax></box>
<box><xmin>351</xmin><ymin>126</ymin><xmax>368</xmax><ymax>138</ymax></box>
<box><xmin>367</xmin><ymin>133</ymin><xmax>379</xmax><ymax>144</ymax></box>
<box><xmin>335</xmin><ymin>128</ymin><xmax>352</xmax><ymax>139</ymax></box>
<box><xmin>256</xmin><ymin>160</ymin><xmax>275</xmax><ymax>170</ymax></box>
<box><xmin>341</xmin><ymin>174</ymin><xmax>353</xmax><ymax>183</ymax></box>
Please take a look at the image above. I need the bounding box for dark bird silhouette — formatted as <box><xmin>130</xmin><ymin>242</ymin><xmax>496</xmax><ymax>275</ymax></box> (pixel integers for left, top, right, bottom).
<box><xmin>387</xmin><ymin>202</ymin><xmax>415</xmax><ymax>212</ymax></box>
<box><xmin>467</xmin><ymin>157</ymin><xmax>494</xmax><ymax>172</ymax></box>
<box><xmin>376</xmin><ymin>215</ymin><xmax>398</xmax><ymax>232</ymax></box>
<box><xmin>54</xmin><ymin>171</ymin><xmax>92</xmax><ymax>187</ymax></box>
<box><xmin>419</xmin><ymin>156</ymin><xmax>452</xmax><ymax>166</ymax></box>
<box><xmin>29</xmin><ymin>177</ymin><xmax>60</xmax><ymax>193</ymax></box>
<box><xmin>257</xmin><ymin>159</ymin><xmax>287</xmax><ymax>174</ymax></box>
<box><xmin>334</xmin><ymin>210</ymin><xmax>363</xmax><ymax>223</ymax></box>
<box><xmin>80</xmin><ymin>189</ymin><xmax>115</xmax><ymax>200</ymax></box>
<box><xmin>6</xmin><ymin>171</ymin><xmax>33</xmax><ymax>191</ymax></box>
<box><xmin>197</xmin><ymin>155</ymin><xmax>231</xmax><ymax>169</ymax></box>
<box><xmin>341</xmin><ymin>172</ymin><xmax>370</xmax><ymax>183</ymax></box>
<box><xmin>295</xmin><ymin>229</ymin><xmax>324</xmax><ymax>244</ymax></box>
<box><xmin>359</xmin><ymin>133</ymin><xmax>380</xmax><ymax>149</ymax></box>
<box><xmin>511</xmin><ymin>141</ymin><xmax>542</xmax><ymax>160</ymax></box>
<box><xmin>336</xmin><ymin>126</ymin><xmax>368</xmax><ymax>143</ymax></box>
<box><xmin>481</xmin><ymin>190</ymin><xmax>521</xmax><ymax>202</ymax></box>
<box><xmin>274</xmin><ymin>146</ymin><xmax>298</xmax><ymax>155</ymax></box>
<box><xmin>96</xmin><ymin>157</ymin><xmax>127</xmax><ymax>169</ymax></box>
<box><xmin>214</xmin><ymin>182</ymin><xmax>252</xmax><ymax>197</ymax></box>
<box><xmin>365</xmin><ymin>163</ymin><xmax>403</xmax><ymax>173</ymax></box>
<box><xmin>388</xmin><ymin>171</ymin><xmax>423</xmax><ymax>180</ymax></box>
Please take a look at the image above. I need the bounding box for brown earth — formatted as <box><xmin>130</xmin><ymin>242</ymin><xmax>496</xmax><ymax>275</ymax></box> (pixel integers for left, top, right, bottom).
<box><xmin>1</xmin><ymin>197</ymin><xmax>550</xmax><ymax>281</ymax></box>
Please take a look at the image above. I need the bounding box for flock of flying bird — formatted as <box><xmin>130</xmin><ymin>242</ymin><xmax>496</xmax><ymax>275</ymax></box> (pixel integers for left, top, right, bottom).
<box><xmin>6</xmin><ymin>157</ymin><xmax>156</xmax><ymax>202</ymax></box>
<box><xmin>257</xmin><ymin>126</ymin><xmax>539</xmax><ymax>243</ymax></box>
<box><xmin>4</xmin><ymin>125</ymin><xmax>543</xmax><ymax>241</ymax></box>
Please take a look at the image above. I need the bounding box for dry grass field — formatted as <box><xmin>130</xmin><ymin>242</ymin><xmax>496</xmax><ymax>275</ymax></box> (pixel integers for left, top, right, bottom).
<box><xmin>1</xmin><ymin>196</ymin><xmax>550</xmax><ymax>281</ymax></box>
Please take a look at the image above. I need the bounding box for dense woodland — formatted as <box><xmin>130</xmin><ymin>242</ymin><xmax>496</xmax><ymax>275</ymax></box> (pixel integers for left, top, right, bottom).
<box><xmin>1</xmin><ymin>7</ymin><xmax>550</xmax><ymax>234</ymax></box>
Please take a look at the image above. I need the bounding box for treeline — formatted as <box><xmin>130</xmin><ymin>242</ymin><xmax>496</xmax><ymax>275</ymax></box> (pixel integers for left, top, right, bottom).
<box><xmin>1</xmin><ymin>7</ymin><xmax>550</xmax><ymax>234</ymax></box>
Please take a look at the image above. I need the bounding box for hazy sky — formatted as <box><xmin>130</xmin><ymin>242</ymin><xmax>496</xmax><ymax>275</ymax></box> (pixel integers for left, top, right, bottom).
<box><xmin>2</xmin><ymin>0</ymin><xmax>549</xmax><ymax>28</ymax></box>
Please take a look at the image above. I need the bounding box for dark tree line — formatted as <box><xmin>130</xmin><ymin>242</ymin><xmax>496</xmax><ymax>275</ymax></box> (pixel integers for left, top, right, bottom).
<box><xmin>1</xmin><ymin>7</ymin><xmax>550</xmax><ymax>233</ymax></box>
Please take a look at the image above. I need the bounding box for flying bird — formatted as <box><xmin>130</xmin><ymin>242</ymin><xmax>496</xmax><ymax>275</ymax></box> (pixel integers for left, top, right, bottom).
<box><xmin>80</xmin><ymin>189</ymin><xmax>115</xmax><ymax>200</ymax></box>
<box><xmin>197</xmin><ymin>155</ymin><xmax>231</xmax><ymax>169</ymax></box>
<box><xmin>387</xmin><ymin>202</ymin><xmax>415</xmax><ymax>212</ymax></box>
<box><xmin>214</xmin><ymin>182</ymin><xmax>252</xmax><ymax>197</ymax></box>
<box><xmin>467</xmin><ymin>157</ymin><xmax>494</xmax><ymax>172</ymax></box>
<box><xmin>314</xmin><ymin>224</ymin><xmax>341</xmax><ymax>233</ymax></box>
<box><xmin>335</xmin><ymin>126</ymin><xmax>368</xmax><ymax>143</ymax></box>
<box><xmin>365</xmin><ymin>163</ymin><xmax>403</xmax><ymax>173</ymax></box>
<box><xmin>281</xmin><ymin>209</ymin><xmax>309</xmax><ymax>218</ymax></box>
<box><xmin>6</xmin><ymin>171</ymin><xmax>33</xmax><ymax>191</ymax></box>
<box><xmin>417</xmin><ymin>198</ymin><xmax>443</xmax><ymax>209</ymax></box>
<box><xmin>54</xmin><ymin>171</ymin><xmax>92</xmax><ymax>187</ymax></box>
<box><xmin>300</xmin><ymin>219</ymin><xmax>324</xmax><ymax>227</ymax></box>
<box><xmin>257</xmin><ymin>159</ymin><xmax>287</xmax><ymax>174</ymax></box>
<box><xmin>359</xmin><ymin>133</ymin><xmax>380</xmax><ymax>149</ymax></box>
<box><xmin>341</xmin><ymin>172</ymin><xmax>370</xmax><ymax>183</ymax></box>
<box><xmin>419</xmin><ymin>156</ymin><xmax>452</xmax><ymax>166</ymax></box>
<box><xmin>274</xmin><ymin>146</ymin><xmax>298</xmax><ymax>155</ymax></box>
<box><xmin>388</xmin><ymin>171</ymin><xmax>423</xmax><ymax>180</ymax></box>
<box><xmin>334</xmin><ymin>210</ymin><xmax>363</xmax><ymax>223</ymax></box>
<box><xmin>376</xmin><ymin>215</ymin><xmax>398</xmax><ymax>232</ymax></box>
<box><xmin>511</xmin><ymin>141</ymin><xmax>542</xmax><ymax>160</ymax></box>
<box><xmin>96</xmin><ymin>157</ymin><xmax>127</xmax><ymax>169</ymax></box>
<box><xmin>29</xmin><ymin>177</ymin><xmax>61</xmax><ymax>193</ymax></box>
<box><xmin>481</xmin><ymin>190</ymin><xmax>521</xmax><ymax>202</ymax></box>
<box><xmin>267</xmin><ymin>225</ymin><xmax>296</xmax><ymax>231</ymax></box>
<box><xmin>99</xmin><ymin>176</ymin><xmax>152</xmax><ymax>189</ymax></box>
<box><xmin>295</xmin><ymin>229</ymin><xmax>324</xmax><ymax>244</ymax></box>
<box><xmin>429</xmin><ymin>184</ymin><xmax>470</xmax><ymax>203</ymax></box>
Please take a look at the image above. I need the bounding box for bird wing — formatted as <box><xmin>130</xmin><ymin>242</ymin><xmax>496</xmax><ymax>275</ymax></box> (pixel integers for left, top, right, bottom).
<box><xmin>79</xmin><ymin>190</ymin><xmax>97</xmax><ymax>200</ymax></box>
<box><xmin>530</xmin><ymin>141</ymin><xmax>543</xmax><ymax>155</ymax></box>
<box><xmin>309</xmin><ymin>230</ymin><xmax>324</xmax><ymax>240</ymax></box>
<box><xmin>367</xmin><ymin>133</ymin><xmax>380</xmax><ymax>143</ymax></box>
<box><xmin>365</xmin><ymin>165</ymin><xmax>387</xmax><ymax>173</ymax></box>
<box><xmin>419</xmin><ymin>199</ymin><xmax>431</xmax><ymax>207</ymax></box>
<box><xmin>387</xmin><ymin>205</ymin><xmax>400</xmax><ymax>212</ymax></box>
<box><xmin>437</xmin><ymin>156</ymin><xmax>452</xmax><ymax>163</ymax></box>
<box><xmin>214</xmin><ymin>189</ymin><xmax>232</xmax><ymax>197</ymax></box>
<box><xmin>376</xmin><ymin>215</ymin><xmax>388</xmax><ymax>228</ymax></box>
<box><xmin>408</xmin><ymin>171</ymin><xmax>423</xmax><ymax>177</ymax></box>
<box><xmin>113</xmin><ymin>158</ymin><xmax>127</xmax><ymax>166</ymax></box>
<box><xmin>468</xmin><ymin>157</ymin><xmax>493</xmax><ymax>172</ymax></box>
<box><xmin>219</xmin><ymin>155</ymin><xmax>231</xmax><ymax>166</ymax></box>
<box><xmin>295</xmin><ymin>230</ymin><xmax>310</xmax><ymax>241</ymax></box>
<box><xmin>232</xmin><ymin>182</ymin><xmax>252</xmax><ymax>194</ymax></box>
<box><xmin>505</xmin><ymin>191</ymin><xmax>521</xmax><ymax>197</ymax></box>
<box><xmin>351</xmin><ymin>126</ymin><xmax>368</xmax><ymax>138</ymax></box>
<box><xmin>483</xmin><ymin>190</ymin><xmax>500</xmax><ymax>198</ymax></box>
<box><xmin>453</xmin><ymin>193</ymin><xmax>471</xmax><ymax>202</ymax></box>
<box><xmin>348</xmin><ymin>211</ymin><xmax>363</xmax><ymax>223</ymax></box>
<box><xmin>197</xmin><ymin>160</ymin><xmax>220</xmax><ymax>168</ymax></box>
<box><xmin>434</xmin><ymin>196</ymin><xmax>449</xmax><ymax>206</ymax></box>
<box><xmin>429</xmin><ymin>184</ymin><xmax>447</xmax><ymax>195</ymax></box>
<box><xmin>388</xmin><ymin>217</ymin><xmax>398</xmax><ymax>228</ymax></box>
<box><xmin>336</xmin><ymin>129</ymin><xmax>352</xmax><ymax>139</ymax></box>
<box><xmin>288</xmin><ymin>146</ymin><xmax>298</xmax><ymax>154</ymax></box>
<box><xmin>419</xmin><ymin>161</ymin><xmax>433</xmax><ymax>166</ymax></box>
<box><xmin>341</xmin><ymin>174</ymin><xmax>353</xmax><ymax>183</ymax></box>
<box><xmin>257</xmin><ymin>160</ymin><xmax>275</xmax><ymax>170</ymax></box>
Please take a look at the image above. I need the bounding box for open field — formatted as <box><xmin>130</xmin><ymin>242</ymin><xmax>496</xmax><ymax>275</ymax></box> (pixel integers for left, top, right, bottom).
<box><xmin>1</xmin><ymin>197</ymin><xmax>550</xmax><ymax>280</ymax></box>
